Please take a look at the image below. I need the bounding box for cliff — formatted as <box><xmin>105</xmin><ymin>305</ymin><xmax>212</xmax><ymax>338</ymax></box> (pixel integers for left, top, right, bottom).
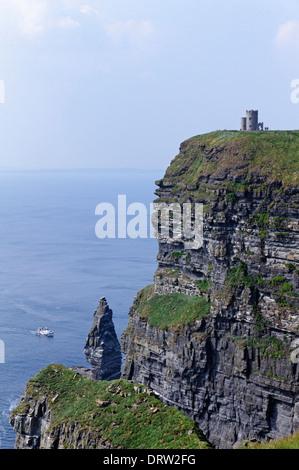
<box><xmin>121</xmin><ymin>130</ymin><xmax>299</xmax><ymax>448</ymax></box>
<box><xmin>10</xmin><ymin>130</ymin><xmax>299</xmax><ymax>450</ymax></box>
<box><xmin>9</xmin><ymin>364</ymin><xmax>211</xmax><ymax>449</ymax></box>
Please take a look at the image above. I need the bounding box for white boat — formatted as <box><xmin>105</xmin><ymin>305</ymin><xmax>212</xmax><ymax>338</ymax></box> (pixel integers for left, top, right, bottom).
<box><xmin>35</xmin><ymin>327</ymin><xmax>54</xmax><ymax>337</ymax></box>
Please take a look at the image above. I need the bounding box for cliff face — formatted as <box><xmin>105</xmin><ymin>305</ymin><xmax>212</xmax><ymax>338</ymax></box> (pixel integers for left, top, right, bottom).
<box><xmin>9</xmin><ymin>393</ymin><xmax>105</xmax><ymax>450</ymax></box>
<box><xmin>121</xmin><ymin>131</ymin><xmax>299</xmax><ymax>448</ymax></box>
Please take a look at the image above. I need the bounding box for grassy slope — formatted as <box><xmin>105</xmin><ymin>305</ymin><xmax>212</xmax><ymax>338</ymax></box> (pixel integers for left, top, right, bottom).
<box><xmin>133</xmin><ymin>285</ymin><xmax>211</xmax><ymax>330</ymax></box>
<box><xmin>165</xmin><ymin>130</ymin><xmax>299</xmax><ymax>187</ymax></box>
<box><xmin>12</xmin><ymin>364</ymin><xmax>211</xmax><ymax>449</ymax></box>
<box><xmin>241</xmin><ymin>431</ymin><xmax>299</xmax><ymax>449</ymax></box>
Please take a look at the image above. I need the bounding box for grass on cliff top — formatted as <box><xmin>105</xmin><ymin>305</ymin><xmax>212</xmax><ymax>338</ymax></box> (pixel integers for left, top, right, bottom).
<box><xmin>12</xmin><ymin>364</ymin><xmax>211</xmax><ymax>449</ymax></box>
<box><xmin>241</xmin><ymin>431</ymin><xmax>299</xmax><ymax>449</ymax></box>
<box><xmin>165</xmin><ymin>130</ymin><xmax>299</xmax><ymax>187</ymax></box>
<box><xmin>133</xmin><ymin>285</ymin><xmax>211</xmax><ymax>330</ymax></box>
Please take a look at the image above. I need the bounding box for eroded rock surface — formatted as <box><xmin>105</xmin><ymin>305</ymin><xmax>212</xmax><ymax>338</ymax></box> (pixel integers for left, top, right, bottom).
<box><xmin>84</xmin><ymin>297</ymin><xmax>122</xmax><ymax>381</ymax></box>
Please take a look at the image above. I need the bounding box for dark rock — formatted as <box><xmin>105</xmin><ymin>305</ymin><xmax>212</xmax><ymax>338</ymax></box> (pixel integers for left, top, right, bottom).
<box><xmin>69</xmin><ymin>366</ymin><xmax>94</xmax><ymax>380</ymax></box>
<box><xmin>84</xmin><ymin>297</ymin><xmax>122</xmax><ymax>381</ymax></box>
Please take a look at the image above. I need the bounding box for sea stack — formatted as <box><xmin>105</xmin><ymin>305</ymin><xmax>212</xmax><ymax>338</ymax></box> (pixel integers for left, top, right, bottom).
<box><xmin>84</xmin><ymin>297</ymin><xmax>121</xmax><ymax>381</ymax></box>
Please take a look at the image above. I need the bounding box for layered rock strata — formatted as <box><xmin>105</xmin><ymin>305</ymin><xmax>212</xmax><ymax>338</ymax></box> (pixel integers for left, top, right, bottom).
<box><xmin>121</xmin><ymin>131</ymin><xmax>299</xmax><ymax>448</ymax></box>
<box><xmin>84</xmin><ymin>297</ymin><xmax>122</xmax><ymax>381</ymax></box>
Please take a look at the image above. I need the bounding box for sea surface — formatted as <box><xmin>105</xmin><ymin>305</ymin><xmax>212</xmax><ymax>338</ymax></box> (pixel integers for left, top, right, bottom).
<box><xmin>0</xmin><ymin>168</ymin><xmax>162</xmax><ymax>449</ymax></box>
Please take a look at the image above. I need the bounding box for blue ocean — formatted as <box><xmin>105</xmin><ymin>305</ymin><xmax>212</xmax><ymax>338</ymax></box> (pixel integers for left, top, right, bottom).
<box><xmin>0</xmin><ymin>168</ymin><xmax>161</xmax><ymax>449</ymax></box>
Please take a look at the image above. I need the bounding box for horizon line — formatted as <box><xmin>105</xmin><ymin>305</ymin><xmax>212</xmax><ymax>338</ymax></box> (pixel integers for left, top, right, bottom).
<box><xmin>0</xmin><ymin>167</ymin><xmax>165</xmax><ymax>172</ymax></box>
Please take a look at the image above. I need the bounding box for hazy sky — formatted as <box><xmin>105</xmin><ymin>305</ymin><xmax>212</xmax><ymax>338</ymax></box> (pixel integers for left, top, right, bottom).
<box><xmin>0</xmin><ymin>0</ymin><xmax>299</xmax><ymax>169</ymax></box>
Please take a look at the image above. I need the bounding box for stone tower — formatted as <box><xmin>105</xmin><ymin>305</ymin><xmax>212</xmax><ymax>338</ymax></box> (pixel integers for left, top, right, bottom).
<box><xmin>240</xmin><ymin>110</ymin><xmax>265</xmax><ymax>131</ymax></box>
<box><xmin>240</xmin><ymin>117</ymin><xmax>247</xmax><ymax>131</ymax></box>
<box><xmin>246</xmin><ymin>110</ymin><xmax>258</xmax><ymax>131</ymax></box>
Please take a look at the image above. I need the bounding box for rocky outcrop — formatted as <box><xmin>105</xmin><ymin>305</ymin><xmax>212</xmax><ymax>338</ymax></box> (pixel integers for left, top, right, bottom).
<box><xmin>9</xmin><ymin>393</ymin><xmax>114</xmax><ymax>449</ymax></box>
<box><xmin>84</xmin><ymin>297</ymin><xmax>122</xmax><ymax>381</ymax></box>
<box><xmin>9</xmin><ymin>393</ymin><xmax>101</xmax><ymax>450</ymax></box>
<box><xmin>121</xmin><ymin>131</ymin><xmax>299</xmax><ymax>448</ymax></box>
<box><xmin>10</xmin><ymin>364</ymin><xmax>211</xmax><ymax>449</ymax></box>
<box><xmin>9</xmin><ymin>396</ymin><xmax>50</xmax><ymax>449</ymax></box>
<box><xmin>9</xmin><ymin>297</ymin><xmax>123</xmax><ymax>449</ymax></box>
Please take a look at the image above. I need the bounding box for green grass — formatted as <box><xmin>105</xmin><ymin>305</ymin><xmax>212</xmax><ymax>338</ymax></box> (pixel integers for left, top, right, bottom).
<box><xmin>171</xmin><ymin>251</ymin><xmax>184</xmax><ymax>260</ymax></box>
<box><xmin>246</xmin><ymin>335</ymin><xmax>288</xmax><ymax>360</ymax></box>
<box><xmin>165</xmin><ymin>130</ymin><xmax>299</xmax><ymax>188</ymax></box>
<box><xmin>285</xmin><ymin>263</ymin><xmax>296</xmax><ymax>273</ymax></box>
<box><xmin>133</xmin><ymin>285</ymin><xmax>211</xmax><ymax>330</ymax></box>
<box><xmin>195</xmin><ymin>279</ymin><xmax>212</xmax><ymax>292</ymax></box>
<box><xmin>12</xmin><ymin>364</ymin><xmax>212</xmax><ymax>449</ymax></box>
<box><xmin>268</xmin><ymin>276</ymin><xmax>287</xmax><ymax>287</ymax></box>
<box><xmin>241</xmin><ymin>431</ymin><xmax>299</xmax><ymax>449</ymax></box>
<box><xmin>225</xmin><ymin>261</ymin><xmax>248</xmax><ymax>287</ymax></box>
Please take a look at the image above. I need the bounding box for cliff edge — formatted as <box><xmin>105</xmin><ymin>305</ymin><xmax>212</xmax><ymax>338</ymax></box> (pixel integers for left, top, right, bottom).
<box><xmin>121</xmin><ymin>130</ymin><xmax>299</xmax><ymax>448</ymax></box>
<box><xmin>9</xmin><ymin>364</ymin><xmax>211</xmax><ymax>449</ymax></box>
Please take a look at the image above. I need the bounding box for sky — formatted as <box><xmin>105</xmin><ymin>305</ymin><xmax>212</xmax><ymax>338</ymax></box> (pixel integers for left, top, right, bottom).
<box><xmin>0</xmin><ymin>0</ymin><xmax>299</xmax><ymax>169</ymax></box>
